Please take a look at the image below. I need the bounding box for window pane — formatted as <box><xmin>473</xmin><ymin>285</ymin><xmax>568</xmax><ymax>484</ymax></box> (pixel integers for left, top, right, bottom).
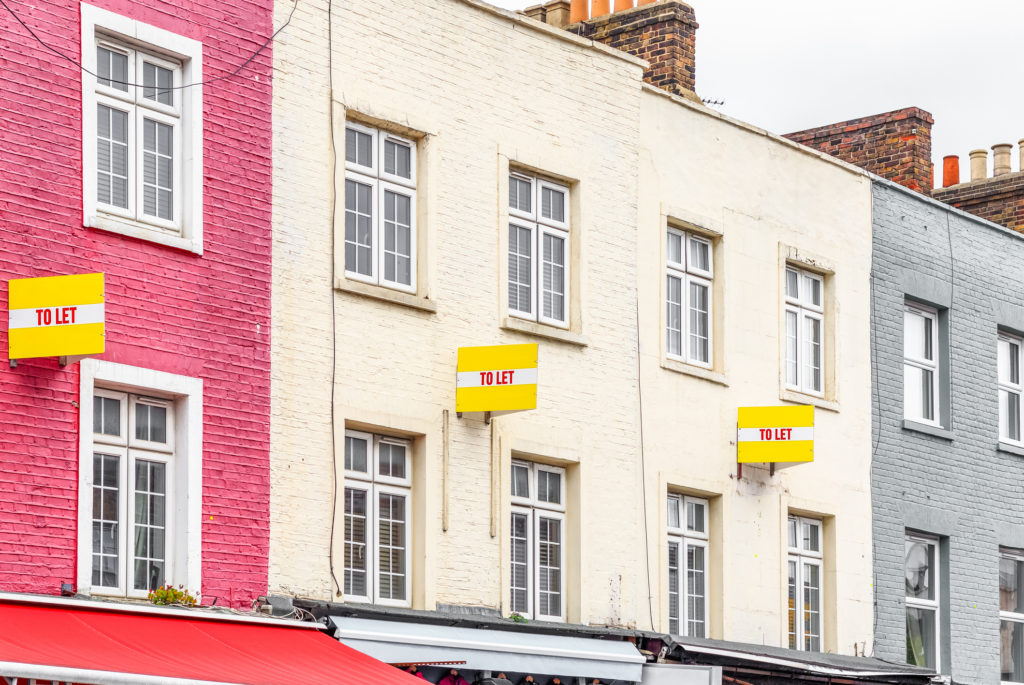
<box><xmin>802</xmin><ymin>562</ymin><xmax>821</xmax><ymax>651</ymax></box>
<box><xmin>97</xmin><ymin>104</ymin><xmax>129</xmax><ymax>209</ymax></box>
<box><xmin>142</xmin><ymin>61</ymin><xmax>173</xmax><ymax>105</ymax></box>
<box><xmin>786</xmin><ymin>269</ymin><xmax>798</xmax><ymax>299</ymax></box>
<box><xmin>1000</xmin><ymin>339</ymin><xmax>1020</xmax><ymax>385</ymax></box>
<box><xmin>382</xmin><ymin>190</ymin><xmax>413</xmax><ymax>286</ymax></box>
<box><xmin>1014</xmin><ymin>342</ymin><xmax>1021</xmax><ymax>385</ymax></box>
<box><xmin>667</xmin><ymin>541</ymin><xmax>680</xmax><ymax>635</ymax></box>
<box><xmin>537</xmin><ymin>517</ymin><xmax>562</xmax><ymax>617</ymax></box>
<box><xmin>133</xmin><ymin>460</ymin><xmax>166</xmax><ymax>591</ymax></box>
<box><xmin>1002</xmin><ymin>556</ymin><xmax>1024</xmax><ymax>613</ymax></box>
<box><xmin>666</xmin><ymin>232</ymin><xmax>683</xmax><ymax>266</ymax></box>
<box><xmin>345</xmin><ymin>128</ymin><xmax>372</xmax><ymax>168</ymax></box>
<box><xmin>686</xmin><ymin>499</ymin><xmax>705</xmax><ymax>535</ymax></box>
<box><xmin>345</xmin><ymin>180</ymin><xmax>373</xmax><ymax>277</ymax></box>
<box><xmin>688</xmin><ymin>281</ymin><xmax>709</xmax><ymax>363</ymax></box>
<box><xmin>689</xmin><ymin>237</ymin><xmax>710</xmax><ymax>273</ymax></box>
<box><xmin>508</xmin><ymin>225</ymin><xmax>533</xmax><ymax>314</ymax></box>
<box><xmin>788</xmin><ymin>517</ymin><xmax>797</xmax><ymax>549</ymax></box>
<box><xmin>686</xmin><ymin>544</ymin><xmax>706</xmax><ymax>638</ymax></box>
<box><xmin>537</xmin><ymin>470</ymin><xmax>561</xmax><ymax>505</ymax></box>
<box><xmin>905</xmin><ymin>539</ymin><xmax>935</xmax><ymax>600</ymax></box>
<box><xmin>345</xmin><ymin>435</ymin><xmax>368</xmax><ymax>472</ymax></box>
<box><xmin>666</xmin><ymin>496</ymin><xmax>680</xmax><ymax>530</ymax></box>
<box><xmin>511</xmin><ymin>463</ymin><xmax>529</xmax><ymax>498</ymax></box>
<box><xmin>509</xmin><ymin>176</ymin><xmax>532</xmax><ymax>213</ymax></box>
<box><xmin>904</xmin><ymin>365</ymin><xmax>934</xmax><ymax>422</ymax></box>
<box><xmin>787</xmin><ymin>559</ymin><xmax>797</xmax><ymax>649</ymax></box>
<box><xmin>666</xmin><ymin>275</ymin><xmax>682</xmax><ymax>357</ymax></box>
<box><xmin>786</xmin><ymin>311</ymin><xmax>799</xmax><ymax>386</ymax></box>
<box><xmin>94</xmin><ymin>396</ymin><xmax>121</xmax><ymax>436</ymax></box>
<box><xmin>804</xmin><ymin>316</ymin><xmax>821</xmax><ymax>392</ymax></box>
<box><xmin>511</xmin><ymin>512</ymin><xmax>530</xmax><ymax>614</ymax></box>
<box><xmin>378</xmin><ymin>442</ymin><xmax>406</xmax><ymax>479</ymax></box>
<box><xmin>92</xmin><ymin>453</ymin><xmax>120</xmax><ymax>588</ymax></box>
<box><xmin>802</xmin><ymin>520</ymin><xmax>820</xmax><ymax>553</ymax></box>
<box><xmin>542</xmin><ymin>232</ymin><xmax>566</xmax><ymax>322</ymax></box>
<box><xmin>906</xmin><ymin>606</ymin><xmax>937</xmax><ymax>669</ymax></box>
<box><xmin>541</xmin><ymin>186</ymin><xmax>565</xmax><ymax>223</ymax></box>
<box><xmin>377</xmin><ymin>492</ymin><xmax>407</xmax><ymax>601</ymax></box>
<box><xmin>1003</xmin><ymin>620</ymin><xmax>1024</xmax><ymax>682</ymax></box>
<box><xmin>1006</xmin><ymin>390</ymin><xmax>1022</xmax><ymax>442</ymax></box>
<box><xmin>135</xmin><ymin>403</ymin><xmax>167</xmax><ymax>443</ymax></box>
<box><xmin>343</xmin><ymin>488</ymin><xmax>368</xmax><ymax>597</ymax></box>
<box><xmin>97</xmin><ymin>46</ymin><xmax>129</xmax><ymax>92</ymax></box>
<box><xmin>383</xmin><ymin>139</ymin><xmax>412</xmax><ymax>179</ymax></box>
<box><xmin>803</xmin><ymin>273</ymin><xmax>821</xmax><ymax>307</ymax></box>
<box><xmin>904</xmin><ymin>309</ymin><xmax>933</xmax><ymax>361</ymax></box>
<box><xmin>142</xmin><ymin>118</ymin><xmax>174</xmax><ymax>221</ymax></box>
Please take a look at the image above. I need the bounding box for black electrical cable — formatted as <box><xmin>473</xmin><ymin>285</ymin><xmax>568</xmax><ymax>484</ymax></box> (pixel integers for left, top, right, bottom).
<box><xmin>0</xmin><ymin>0</ymin><xmax>297</xmax><ymax>90</ymax></box>
<box><xmin>635</xmin><ymin>297</ymin><xmax>656</xmax><ymax>630</ymax></box>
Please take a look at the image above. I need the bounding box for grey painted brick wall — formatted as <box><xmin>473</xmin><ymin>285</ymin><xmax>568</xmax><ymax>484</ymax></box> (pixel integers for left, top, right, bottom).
<box><xmin>872</xmin><ymin>180</ymin><xmax>1024</xmax><ymax>684</ymax></box>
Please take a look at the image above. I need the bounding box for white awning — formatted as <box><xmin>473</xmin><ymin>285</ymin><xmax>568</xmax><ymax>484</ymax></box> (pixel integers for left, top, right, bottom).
<box><xmin>329</xmin><ymin>617</ymin><xmax>646</xmax><ymax>682</ymax></box>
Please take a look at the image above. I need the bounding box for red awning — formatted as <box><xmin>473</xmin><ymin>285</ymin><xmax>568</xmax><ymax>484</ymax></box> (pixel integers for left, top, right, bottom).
<box><xmin>0</xmin><ymin>597</ymin><xmax>422</xmax><ymax>685</ymax></box>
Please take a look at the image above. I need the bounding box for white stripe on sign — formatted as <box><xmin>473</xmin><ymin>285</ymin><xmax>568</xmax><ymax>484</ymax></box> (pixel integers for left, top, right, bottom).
<box><xmin>737</xmin><ymin>427</ymin><xmax>814</xmax><ymax>442</ymax></box>
<box><xmin>8</xmin><ymin>303</ymin><xmax>105</xmax><ymax>330</ymax></box>
<box><xmin>457</xmin><ymin>367</ymin><xmax>538</xmax><ymax>388</ymax></box>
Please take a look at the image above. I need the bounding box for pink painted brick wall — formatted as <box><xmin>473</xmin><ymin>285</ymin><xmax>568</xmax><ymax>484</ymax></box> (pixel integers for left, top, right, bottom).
<box><xmin>0</xmin><ymin>0</ymin><xmax>272</xmax><ymax>606</ymax></box>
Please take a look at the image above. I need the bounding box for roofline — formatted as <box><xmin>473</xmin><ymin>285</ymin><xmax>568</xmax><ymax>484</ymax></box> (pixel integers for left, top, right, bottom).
<box><xmin>871</xmin><ymin>175</ymin><xmax>1024</xmax><ymax>243</ymax></box>
<box><xmin>640</xmin><ymin>83</ymin><xmax>874</xmax><ymax>182</ymax></box>
<box><xmin>679</xmin><ymin>643</ymin><xmax>935</xmax><ymax>680</ymax></box>
<box><xmin>455</xmin><ymin>0</ymin><xmax>647</xmax><ymax>69</ymax></box>
<box><xmin>0</xmin><ymin>592</ymin><xmax>322</xmax><ymax>630</ymax></box>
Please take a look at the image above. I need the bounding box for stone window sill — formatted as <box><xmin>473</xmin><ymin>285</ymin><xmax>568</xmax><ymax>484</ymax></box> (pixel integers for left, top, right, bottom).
<box><xmin>780</xmin><ymin>389</ymin><xmax>839</xmax><ymax>413</ymax></box>
<box><xmin>903</xmin><ymin>420</ymin><xmax>954</xmax><ymax>441</ymax></box>
<box><xmin>501</xmin><ymin>316</ymin><xmax>587</xmax><ymax>347</ymax></box>
<box><xmin>998</xmin><ymin>441</ymin><xmax>1024</xmax><ymax>458</ymax></box>
<box><xmin>335</xmin><ymin>277</ymin><xmax>438</xmax><ymax>313</ymax></box>
<box><xmin>660</xmin><ymin>358</ymin><xmax>728</xmax><ymax>386</ymax></box>
<box><xmin>86</xmin><ymin>214</ymin><xmax>202</xmax><ymax>255</ymax></box>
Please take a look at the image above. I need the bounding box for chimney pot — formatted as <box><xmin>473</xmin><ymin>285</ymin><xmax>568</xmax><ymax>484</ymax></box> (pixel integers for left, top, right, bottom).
<box><xmin>993</xmin><ymin>143</ymin><xmax>1012</xmax><ymax>176</ymax></box>
<box><xmin>613</xmin><ymin>0</ymin><xmax>632</xmax><ymax>10</ymax></box>
<box><xmin>591</xmin><ymin>0</ymin><xmax>610</xmax><ymax>18</ymax></box>
<box><xmin>569</xmin><ymin>0</ymin><xmax>587</xmax><ymax>23</ymax></box>
<box><xmin>969</xmin><ymin>149</ymin><xmax>988</xmax><ymax>181</ymax></box>
<box><xmin>942</xmin><ymin>155</ymin><xmax>960</xmax><ymax>187</ymax></box>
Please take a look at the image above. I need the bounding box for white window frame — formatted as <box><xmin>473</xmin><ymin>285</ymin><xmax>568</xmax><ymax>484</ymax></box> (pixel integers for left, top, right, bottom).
<box><xmin>787</xmin><ymin>515</ymin><xmax>823</xmax><ymax>652</ymax></box>
<box><xmin>509</xmin><ymin>460</ymin><xmax>566</xmax><ymax>621</ymax></box>
<box><xmin>903</xmin><ymin>303</ymin><xmax>940</xmax><ymax>426</ymax></box>
<box><xmin>784</xmin><ymin>266</ymin><xmax>825</xmax><ymax>397</ymax></box>
<box><xmin>1001</xmin><ymin>548</ymin><xmax>1024</xmax><ymax>684</ymax></box>
<box><xmin>665</xmin><ymin>228</ymin><xmax>713</xmax><ymax>368</ymax></box>
<box><xmin>81</xmin><ymin>3</ymin><xmax>203</xmax><ymax>254</ymax></box>
<box><xmin>666</xmin><ymin>494</ymin><xmax>709</xmax><ymax>637</ymax></box>
<box><xmin>343</xmin><ymin>121</ymin><xmax>417</xmax><ymax>293</ymax></box>
<box><xmin>507</xmin><ymin>172</ymin><xmax>570</xmax><ymax>328</ymax></box>
<box><xmin>77</xmin><ymin>359</ymin><xmax>202</xmax><ymax>598</ymax></box>
<box><xmin>999</xmin><ymin>333</ymin><xmax>1023</xmax><ymax>445</ymax></box>
<box><xmin>342</xmin><ymin>430</ymin><xmax>412</xmax><ymax>608</ymax></box>
<box><xmin>905</xmin><ymin>533</ymin><xmax>940</xmax><ymax>670</ymax></box>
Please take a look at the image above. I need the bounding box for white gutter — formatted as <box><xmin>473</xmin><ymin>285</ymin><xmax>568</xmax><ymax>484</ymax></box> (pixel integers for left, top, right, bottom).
<box><xmin>0</xmin><ymin>592</ymin><xmax>321</xmax><ymax>630</ymax></box>
<box><xmin>0</xmin><ymin>661</ymin><xmax>239</xmax><ymax>685</ymax></box>
<box><xmin>679</xmin><ymin>644</ymin><xmax>935</xmax><ymax>679</ymax></box>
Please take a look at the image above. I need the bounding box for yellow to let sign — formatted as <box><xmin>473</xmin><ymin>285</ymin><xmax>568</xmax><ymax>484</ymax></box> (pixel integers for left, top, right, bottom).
<box><xmin>737</xmin><ymin>405</ymin><xmax>814</xmax><ymax>464</ymax></box>
<box><xmin>8</xmin><ymin>273</ymin><xmax>105</xmax><ymax>360</ymax></box>
<box><xmin>456</xmin><ymin>344</ymin><xmax>538</xmax><ymax>414</ymax></box>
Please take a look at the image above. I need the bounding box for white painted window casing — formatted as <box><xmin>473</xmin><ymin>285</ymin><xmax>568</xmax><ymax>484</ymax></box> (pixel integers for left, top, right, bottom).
<box><xmin>787</xmin><ymin>515</ymin><xmax>823</xmax><ymax>652</ymax></box>
<box><xmin>1000</xmin><ymin>548</ymin><xmax>1024</xmax><ymax>682</ymax></box>
<box><xmin>343</xmin><ymin>430</ymin><xmax>412</xmax><ymax>607</ymax></box>
<box><xmin>666</xmin><ymin>494</ymin><xmax>709</xmax><ymax>637</ymax></box>
<box><xmin>344</xmin><ymin>122</ymin><xmax>417</xmax><ymax>293</ymax></box>
<box><xmin>509</xmin><ymin>460</ymin><xmax>566</xmax><ymax>621</ymax></box>
<box><xmin>999</xmin><ymin>333</ymin><xmax>1023</xmax><ymax>444</ymax></box>
<box><xmin>77</xmin><ymin>360</ymin><xmax>202</xmax><ymax>598</ymax></box>
<box><xmin>784</xmin><ymin>267</ymin><xmax>824</xmax><ymax>396</ymax></box>
<box><xmin>904</xmin><ymin>304</ymin><xmax>940</xmax><ymax>425</ymax></box>
<box><xmin>665</xmin><ymin>229</ymin><xmax>713</xmax><ymax>367</ymax></box>
<box><xmin>508</xmin><ymin>172</ymin><xmax>570</xmax><ymax>328</ymax></box>
<box><xmin>905</xmin><ymin>533</ymin><xmax>940</xmax><ymax>670</ymax></box>
<box><xmin>81</xmin><ymin>3</ymin><xmax>203</xmax><ymax>254</ymax></box>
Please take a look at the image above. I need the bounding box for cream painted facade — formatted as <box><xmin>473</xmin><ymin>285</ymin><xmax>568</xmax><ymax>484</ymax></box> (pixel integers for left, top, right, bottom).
<box><xmin>637</xmin><ymin>87</ymin><xmax>875</xmax><ymax>652</ymax></box>
<box><xmin>270</xmin><ymin>0</ymin><xmax>875</xmax><ymax>656</ymax></box>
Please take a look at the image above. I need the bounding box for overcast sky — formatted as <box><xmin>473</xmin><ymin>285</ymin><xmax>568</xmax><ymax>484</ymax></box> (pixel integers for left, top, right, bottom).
<box><xmin>494</xmin><ymin>0</ymin><xmax>1024</xmax><ymax>187</ymax></box>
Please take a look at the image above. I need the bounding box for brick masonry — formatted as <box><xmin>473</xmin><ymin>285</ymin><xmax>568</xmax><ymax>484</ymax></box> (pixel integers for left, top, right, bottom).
<box><xmin>872</xmin><ymin>180</ymin><xmax>1024</xmax><ymax>682</ymax></box>
<box><xmin>571</xmin><ymin>0</ymin><xmax>700</xmax><ymax>100</ymax></box>
<box><xmin>933</xmin><ymin>173</ymin><xmax>1024</xmax><ymax>234</ymax></box>
<box><xmin>786</xmin><ymin>108</ymin><xmax>934</xmax><ymax>194</ymax></box>
<box><xmin>0</xmin><ymin>0</ymin><xmax>273</xmax><ymax>606</ymax></box>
